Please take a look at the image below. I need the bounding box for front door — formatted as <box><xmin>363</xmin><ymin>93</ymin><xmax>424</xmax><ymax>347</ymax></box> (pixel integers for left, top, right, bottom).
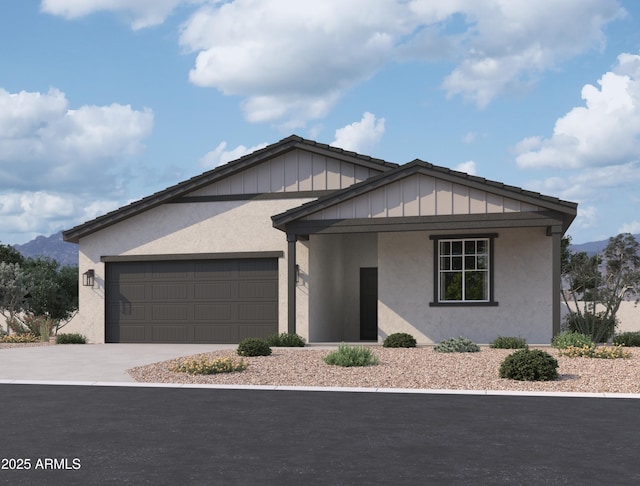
<box><xmin>360</xmin><ymin>267</ymin><xmax>378</xmax><ymax>341</ymax></box>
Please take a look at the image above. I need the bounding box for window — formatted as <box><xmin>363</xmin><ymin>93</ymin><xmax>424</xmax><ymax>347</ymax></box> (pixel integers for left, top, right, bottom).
<box><xmin>431</xmin><ymin>235</ymin><xmax>497</xmax><ymax>306</ymax></box>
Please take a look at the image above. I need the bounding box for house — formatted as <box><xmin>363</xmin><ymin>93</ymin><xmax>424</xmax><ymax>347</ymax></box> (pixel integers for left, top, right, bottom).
<box><xmin>63</xmin><ymin>135</ymin><xmax>577</xmax><ymax>345</ymax></box>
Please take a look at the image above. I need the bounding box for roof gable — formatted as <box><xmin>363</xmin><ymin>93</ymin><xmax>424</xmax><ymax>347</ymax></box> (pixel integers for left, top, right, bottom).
<box><xmin>63</xmin><ymin>135</ymin><xmax>398</xmax><ymax>243</ymax></box>
<box><xmin>272</xmin><ymin>160</ymin><xmax>578</xmax><ymax>232</ymax></box>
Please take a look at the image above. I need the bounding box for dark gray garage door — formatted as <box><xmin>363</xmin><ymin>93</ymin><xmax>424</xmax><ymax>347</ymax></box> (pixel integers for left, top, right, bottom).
<box><xmin>105</xmin><ymin>258</ymin><xmax>278</xmax><ymax>343</ymax></box>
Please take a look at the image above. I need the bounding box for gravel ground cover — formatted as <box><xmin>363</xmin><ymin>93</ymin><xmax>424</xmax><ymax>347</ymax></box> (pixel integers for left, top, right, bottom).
<box><xmin>127</xmin><ymin>346</ymin><xmax>640</xmax><ymax>394</ymax></box>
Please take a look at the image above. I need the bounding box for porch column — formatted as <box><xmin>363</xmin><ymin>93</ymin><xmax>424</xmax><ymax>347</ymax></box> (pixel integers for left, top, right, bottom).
<box><xmin>549</xmin><ymin>225</ymin><xmax>563</xmax><ymax>337</ymax></box>
<box><xmin>287</xmin><ymin>233</ymin><xmax>297</xmax><ymax>334</ymax></box>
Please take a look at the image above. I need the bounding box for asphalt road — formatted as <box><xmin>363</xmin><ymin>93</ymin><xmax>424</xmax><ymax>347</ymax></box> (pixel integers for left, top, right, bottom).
<box><xmin>0</xmin><ymin>384</ymin><xmax>638</xmax><ymax>485</ymax></box>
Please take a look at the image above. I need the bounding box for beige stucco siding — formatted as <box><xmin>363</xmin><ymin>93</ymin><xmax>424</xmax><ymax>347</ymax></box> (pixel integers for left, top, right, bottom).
<box><xmin>77</xmin><ymin>198</ymin><xmax>313</xmax><ymax>343</ymax></box>
<box><xmin>304</xmin><ymin>174</ymin><xmax>542</xmax><ymax>220</ymax></box>
<box><xmin>307</xmin><ymin>233</ymin><xmax>377</xmax><ymax>341</ymax></box>
<box><xmin>189</xmin><ymin>149</ymin><xmax>380</xmax><ymax>196</ymax></box>
<box><xmin>378</xmin><ymin>227</ymin><xmax>553</xmax><ymax>344</ymax></box>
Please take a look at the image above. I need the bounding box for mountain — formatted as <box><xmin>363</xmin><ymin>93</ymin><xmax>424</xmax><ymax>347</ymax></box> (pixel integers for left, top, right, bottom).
<box><xmin>570</xmin><ymin>234</ymin><xmax>640</xmax><ymax>256</ymax></box>
<box><xmin>14</xmin><ymin>231</ymin><xmax>78</xmax><ymax>267</ymax></box>
<box><xmin>12</xmin><ymin>231</ymin><xmax>639</xmax><ymax>266</ymax></box>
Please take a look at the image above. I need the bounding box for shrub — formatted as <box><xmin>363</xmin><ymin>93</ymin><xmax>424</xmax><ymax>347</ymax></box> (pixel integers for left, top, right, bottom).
<box><xmin>55</xmin><ymin>333</ymin><xmax>87</xmax><ymax>344</ymax></box>
<box><xmin>383</xmin><ymin>332</ymin><xmax>417</xmax><ymax>348</ymax></box>
<box><xmin>323</xmin><ymin>343</ymin><xmax>379</xmax><ymax>367</ymax></box>
<box><xmin>237</xmin><ymin>338</ymin><xmax>272</xmax><ymax>357</ymax></box>
<box><xmin>563</xmin><ymin>312</ymin><xmax>616</xmax><ymax>343</ymax></box>
<box><xmin>0</xmin><ymin>333</ymin><xmax>40</xmax><ymax>343</ymax></box>
<box><xmin>433</xmin><ymin>337</ymin><xmax>480</xmax><ymax>353</ymax></box>
<box><xmin>490</xmin><ymin>336</ymin><xmax>528</xmax><ymax>349</ymax></box>
<box><xmin>172</xmin><ymin>355</ymin><xmax>248</xmax><ymax>375</ymax></box>
<box><xmin>613</xmin><ymin>331</ymin><xmax>640</xmax><ymax>347</ymax></box>
<box><xmin>499</xmin><ymin>349</ymin><xmax>559</xmax><ymax>381</ymax></box>
<box><xmin>558</xmin><ymin>345</ymin><xmax>632</xmax><ymax>359</ymax></box>
<box><xmin>266</xmin><ymin>332</ymin><xmax>306</xmax><ymax>347</ymax></box>
<box><xmin>551</xmin><ymin>331</ymin><xmax>593</xmax><ymax>350</ymax></box>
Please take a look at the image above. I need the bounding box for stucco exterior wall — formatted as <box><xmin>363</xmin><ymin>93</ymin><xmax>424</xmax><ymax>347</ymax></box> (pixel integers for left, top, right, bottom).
<box><xmin>76</xmin><ymin>198</ymin><xmax>313</xmax><ymax>343</ymax></box>
<box><xmin>307</xmin><ymin>233</ymin><xmax>377</xmax><ymax>341</ymax></box>
<box><xmin>378</xmin><ymin>227</ymin><xmax>554</xmax><ymax>344</ymax></box>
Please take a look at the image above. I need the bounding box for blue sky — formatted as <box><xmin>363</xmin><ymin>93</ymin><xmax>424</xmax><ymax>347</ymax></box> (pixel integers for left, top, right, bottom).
<box><xmin>1</xmin><ymin>1</ymin><xmax>639</xmax><ymax>245</ymax></box>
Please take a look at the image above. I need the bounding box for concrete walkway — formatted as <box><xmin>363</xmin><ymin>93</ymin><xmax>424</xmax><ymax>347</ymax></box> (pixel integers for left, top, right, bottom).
<box><xmin>0</xmin><ymin>344</ymin><xmax>235</xmax><ymax>382</ymax></box>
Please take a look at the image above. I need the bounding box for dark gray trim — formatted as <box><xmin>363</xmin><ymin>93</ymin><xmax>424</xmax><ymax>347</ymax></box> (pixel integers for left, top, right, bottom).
<box><xmin>100</xmin><ymin>251</ymin><xmax>284</xmax><ymax>262</ymax></box>
<box><xmin>550</xmin><ymin>225</ymin><xmax>563</xmax><ymax>337</ymax></box>
<box><xmin>430</xmin><ymin>234</ymin><xmax>498</xmax><ymax>306</ymax></box>
<box><xmin>287</xmin><ymin>235</ymin><xmax>297</xmax><ymax>334</ymax></box>
<box><xmin>282</xmin><ymin>212</ymin><xmax>563</xmax><ymax>236</ymax></box>
<box><xmin>170</xmin><ymin>191</ymin><xmax>335</xmax><ymax>203</ymax></box>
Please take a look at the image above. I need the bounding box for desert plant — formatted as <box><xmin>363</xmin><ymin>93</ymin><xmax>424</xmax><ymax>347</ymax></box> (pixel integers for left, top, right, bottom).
<box><xmin>55</xmin><ymin>333</ymin><xmax>87</xmax><ymax>344</ymax></box>
<box><xmin>171</xmin><ymin>355</ymin><xmax>248</xmax><ymax>375</ymax></box>
<box><xmin>266</xmin><ymin>332</ymin><xmax>306</xmax><ymax>347</ymax></box>
<box><xmin>499</xmin><ymin>349</ymin><xmax>559</xmax><ymax>381</ymax></box>
<box><xmin>0</xmin><ymin>333</ymin><xmax>39</xmax><ymax>343</ymax></box>
<box><xmin>558</xmin><ymin>344</ymin><xmax>632</xmax><ymax>359</ymax></box>
<box><xmin>433</xmin><ymin>336</ymin><xmax>480</xmax><ymax>353</ymax></box>
<box><xmin>613</xmin><ymin>331</ymin><xmax>640</xmax><ymax>347</ymax></box>
<box><xmin>551</xmin><ymin>331</ymin><xmax>593</xmax><ymax>350</ymax></box>
<box><xmin>563</xmin><ymin>312</ymin><xmax>616</xmax><ymax>343</ymax></box>
<box><xmin>323</xmin><ymin>343</ymin><xmax>379</xmax><ymax>367</ymax></box>
<box><xmin>383</xmin><ymin>332</ymin><xmax>417</xmax><ymax>348</ymax></box>
<box><xmin>490</xmin><ymin>336</ymin><xmax>528</xmax><ymax>349</ymax></box>
<box><xmin>237</xmin><ymin>337</ymin><xmax>272</xmax><ymax>357</ymax></box>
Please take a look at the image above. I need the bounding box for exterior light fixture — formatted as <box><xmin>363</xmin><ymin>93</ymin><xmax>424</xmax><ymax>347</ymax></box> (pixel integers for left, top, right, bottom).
<box><xmin>295</xmin><ymin>264</ymin><xmax>300</xmax><ymax>283</ymax></box>
<box><xmin>82</xmin><ymin>269</ymin><xmax>95</xmax><ymax>287</ymax></box>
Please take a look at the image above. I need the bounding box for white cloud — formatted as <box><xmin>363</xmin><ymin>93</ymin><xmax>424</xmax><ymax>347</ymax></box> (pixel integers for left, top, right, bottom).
<box><xmin>40</xmin><ymin>0</ymin><xmax>202</xmax><ymax>29</ymax></box>
<box><xmin>515</xmin><ymin>53</ymin><xmax>640</xmax><ymax>169</ymax></box>
<box><xmin>619</xmin><ymin>221</ymin><xmax>640</xmax><ymax>234</ymax></box>
<box><xmin>0</xmin><ymin>87</ymin><xmax>153</xmax><ymax>191</ymax></box>
<box><xmin>200</xmin><ymin>141</ymin><xmax>268</xmax><ymax>169</ymax></box>
<box><xmin>441</xmin><ymin>0</ymin><xmax>624</xmax><ymax>107</ymax></box>
<box><xmin>331</xmin><ymin>113</ymin><xmax>385</xmax><ymax>153</ymax></box>
<box><xmin>455</xmin><ymin>161</ymin><xmax>477</xmax><ymax>175</ymax></box>
<box><xmin>43</xmin><ymin>1</ymin><xmax>624</xmax><ymax>124</ymax></box>
<box><xmin>0</xmin><ymin>87</ymin><xmax>153</xmax><ymax>244</ymax></box>
<box><xmin>0</xmin><ymin>190</ymin><xmax>121</xmax><ymax>244</ymax></box>
<box><xmin>462</xmin><ymin>132</ymin><xmax>477</xmax><ymax>144</ymax></box>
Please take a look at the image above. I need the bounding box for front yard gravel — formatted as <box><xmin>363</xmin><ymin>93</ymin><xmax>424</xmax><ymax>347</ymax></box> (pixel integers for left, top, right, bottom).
<box><xmin>126</xmin><ymin>346</ymin><xmax>640</xmax><ymax>394</ymax></box>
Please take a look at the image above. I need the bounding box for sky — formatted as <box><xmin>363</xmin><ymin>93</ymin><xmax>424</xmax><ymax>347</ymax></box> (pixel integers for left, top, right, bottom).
<box><xmin>1</xmin><ymin>0</ymin><xmax>640</xmax><ymax>246</ymax></box>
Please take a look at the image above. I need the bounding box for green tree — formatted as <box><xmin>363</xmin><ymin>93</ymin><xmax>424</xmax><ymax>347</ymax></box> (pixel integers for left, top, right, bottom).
<box><xmin>23</xmin><ymin>257</ymin><xmax>78</xmax><ymax>332</ymax></box>
<box><xmin>561</xmin><ymin>233</ymin><xmax>640</xmax><ymax>342</ymax></box>
<box><xmin>0</xmin><ymin>262</ymin><xmax>31</xmax><ymax>333</ymax></box>
<box><xmin>0</xmin><ymin>244</ymin><xmax>24</xmax><ymax>265</ymax></box>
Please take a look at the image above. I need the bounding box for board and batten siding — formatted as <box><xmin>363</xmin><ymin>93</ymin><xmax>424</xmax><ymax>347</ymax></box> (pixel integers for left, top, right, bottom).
<box><xmin>303</xmin><ymin>174</ymin><xmax>541</xmax><ymax>220</ymax></box>
<box><xmin>189</xmin><ymin>149</ymin><xmax>380</xmax><ymax>197</ymax></box>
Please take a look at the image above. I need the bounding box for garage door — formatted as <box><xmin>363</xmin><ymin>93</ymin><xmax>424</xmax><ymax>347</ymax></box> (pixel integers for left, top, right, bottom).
<box><xmin>105</xmin><ymin>258</ymin><xmax>278</xmax><ymax>343</ymax></box>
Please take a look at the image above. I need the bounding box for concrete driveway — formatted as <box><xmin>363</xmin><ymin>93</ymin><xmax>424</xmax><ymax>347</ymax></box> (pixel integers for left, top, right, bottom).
<box><xmin>0</xmin><ymin>344</ymin><xmax>235</xmax><ymax>382</ymax></box>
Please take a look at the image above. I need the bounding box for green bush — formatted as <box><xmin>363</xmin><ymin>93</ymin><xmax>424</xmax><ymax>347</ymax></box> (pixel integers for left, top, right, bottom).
<box><xmin>499</xmin><ymin>349</ymin><xmax>559</xmax><ymax>381</ymax></box>
<box><xmin>433</xmin><ymin>337</ymin><xmax>480</xmax><ymax>353</ymax></box>
<box><xmin>237</xmin><ymin>338</ymin><xmax>272</xmax><ymax>357</ymax></box>
<box><xmin>613</xmin><ymin>331</ymin><xmax>640</xmax><ymax>347</ymax></box>
<box><xmin>0</xmin><ymin>333</ymin><xmax>40</xmax><ymax>343</ymax></box>
<box><xmin>551</xmin><ymin>331</ymin><xmax>593</xmax><ymax>350</ymax></box>
<box><xmin>55</xmin><ymin>333</ymin><xmax>87</xmax><ymax>344</ymax></box>
<box><xmin>383</xmin><ymin>332</ymin><xmax>417</xmax><ymax>348</ymax></box>
<box><xmin>266</xmin><ymin>332</ymin><xmax>306</xmax><ymax>347</ymax></box>
<box><xmin>323</xmin><ymin>343</ymin><xmax>379</xmax><ymax>367</ymax></box>
<box><xmin>563</xmin><ymin>312</ymin><xmax>616</xmax><ymax>343</ymax></box>
<box><xmin>172</xmin><ymin>355</ymin><xmax>248</xmax><ymax>375</ymax></box>
<box><xmin>490</xmin><ymin>336</ymin><xmax>528</xmax><ymax>349</ymax></box>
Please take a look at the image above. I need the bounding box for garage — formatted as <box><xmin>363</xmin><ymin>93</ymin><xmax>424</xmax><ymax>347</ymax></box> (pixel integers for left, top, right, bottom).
<box><xmin>105</xmin><ymin>258</ymin><xmax>278</xmax><ymax>343</ymax></box>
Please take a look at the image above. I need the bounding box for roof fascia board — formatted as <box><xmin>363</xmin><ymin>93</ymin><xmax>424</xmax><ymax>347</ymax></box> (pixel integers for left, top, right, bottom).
<box><xmin>282</xmin><ymin>211</ymin><xmax>565</xmax><ymax>235</ymax></box>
